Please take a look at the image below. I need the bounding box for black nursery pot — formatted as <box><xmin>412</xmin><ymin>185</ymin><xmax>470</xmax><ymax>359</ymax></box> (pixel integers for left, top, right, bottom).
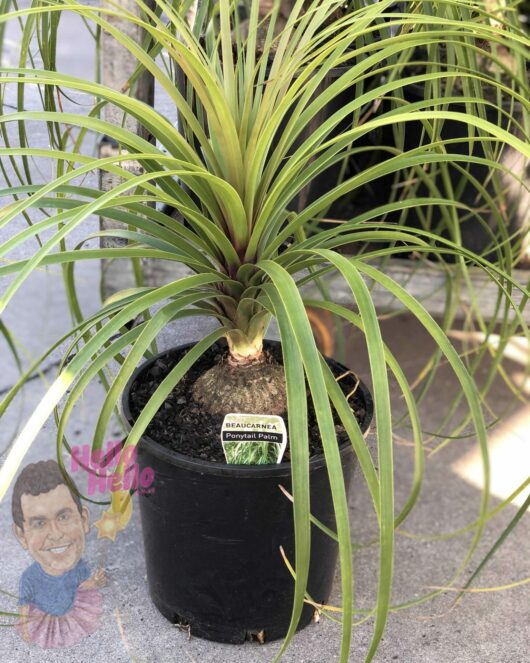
<box><xmin>390</xmin><ymin>84</ymin><xmax>526</xmax><ymax>256</ymax></box>
<box><xmin>341</xmin><ymin>83</ymin><xmax>527</xmax><ymax>257</ymax></box>
<box><xmin>122</xmin><ymin>341</ymin><xmax>373</xmax><ymax>644</ymax></box>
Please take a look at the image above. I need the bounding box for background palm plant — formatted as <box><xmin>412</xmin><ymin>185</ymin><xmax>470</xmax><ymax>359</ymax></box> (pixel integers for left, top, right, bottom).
<box><xmin>0</xmin><ymin>0</ymin><xmax>529</xmax><ymax>660</ymax></box>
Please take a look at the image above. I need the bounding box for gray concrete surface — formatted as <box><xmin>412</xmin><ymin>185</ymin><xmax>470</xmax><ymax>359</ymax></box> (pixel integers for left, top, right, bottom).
<box><xmin>1</xmin><ymin>6</ymin><xmax>530</xmax><ymax>663</ymax></box>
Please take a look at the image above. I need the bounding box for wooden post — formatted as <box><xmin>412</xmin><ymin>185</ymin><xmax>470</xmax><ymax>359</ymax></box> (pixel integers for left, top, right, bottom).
<box><xmin>99</xmin><ymin>0</ymin><xmax>157</xmax><ymax>297</ymax></box>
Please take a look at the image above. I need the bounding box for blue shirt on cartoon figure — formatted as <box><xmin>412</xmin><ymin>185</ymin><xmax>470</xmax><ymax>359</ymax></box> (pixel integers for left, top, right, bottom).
<box><xmin>19</xmin><ymin>559</ymin><xmax>90</xmax><ymax>616</ymax></box>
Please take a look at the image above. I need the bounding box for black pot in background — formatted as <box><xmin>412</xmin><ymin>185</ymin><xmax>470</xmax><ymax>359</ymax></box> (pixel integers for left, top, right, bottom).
<box><xmin>334</xmin><ymin>83</ymin><xmax>528</xmax><ymax>260</ymax></box>
<box><xmin>122</xmin><ymin>341</ymin><xmax>373</xmax><ymax>644</ymax></box>
<box><xmin>280</xmin><ymin>70</ymin><xmax>380</xmax><ymax>213</ymax></box>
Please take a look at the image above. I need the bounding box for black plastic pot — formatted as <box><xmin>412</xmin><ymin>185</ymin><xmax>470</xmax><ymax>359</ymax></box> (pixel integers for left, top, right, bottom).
<box><xmin>280</xmin><ymin>69</ymin><xmax>379</xmax><ymax>213</ymax></box>
<box><xmin>336</xmin><ymin>83</ymin><xmax>528</xmax><ymax>258</ymax></box>
<box><xmin>122</xmin><ymin>340</ymin><xmax>373</xmax><ymax>644</ymax></box>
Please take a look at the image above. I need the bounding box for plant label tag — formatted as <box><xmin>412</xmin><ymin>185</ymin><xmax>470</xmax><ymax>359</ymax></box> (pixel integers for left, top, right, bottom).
<box><xmin>221</xmin><ymin>413</ymin><xmax>287</xmax><ymax>465</ymax></box>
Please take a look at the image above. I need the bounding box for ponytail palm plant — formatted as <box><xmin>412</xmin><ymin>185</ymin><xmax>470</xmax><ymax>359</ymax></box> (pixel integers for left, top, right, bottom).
<box><xmin>0</xmin><ymin>0</ymin><xmax>529</xmax><ymax>660</ymax></box>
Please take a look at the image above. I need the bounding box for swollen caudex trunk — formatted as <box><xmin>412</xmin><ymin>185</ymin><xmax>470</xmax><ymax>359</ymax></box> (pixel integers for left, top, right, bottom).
<box><xmin>191</xmin><ymin>337</ymin><xmax>288</xmax><ymax>416</ymax></box>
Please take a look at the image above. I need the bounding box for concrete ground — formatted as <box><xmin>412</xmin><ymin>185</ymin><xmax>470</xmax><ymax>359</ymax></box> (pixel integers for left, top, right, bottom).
<box><xmin>1</xmin><ymin>6</ymin><xmax>530</xmax><ymax>663</ymax></box>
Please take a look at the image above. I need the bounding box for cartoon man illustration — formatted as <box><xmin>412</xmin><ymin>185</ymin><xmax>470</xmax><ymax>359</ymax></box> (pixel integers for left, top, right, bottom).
<box><xmin>12</xmin><ymin>459</ymin><xmax>106</xmax><ymax>648</ymax></box>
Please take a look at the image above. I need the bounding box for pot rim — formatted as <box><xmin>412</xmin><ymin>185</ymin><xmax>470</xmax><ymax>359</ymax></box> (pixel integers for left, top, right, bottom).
<box><xmin>121</xmin><ymin>340</ymin><xmax>373</xmax><ymax>478</ymax></box>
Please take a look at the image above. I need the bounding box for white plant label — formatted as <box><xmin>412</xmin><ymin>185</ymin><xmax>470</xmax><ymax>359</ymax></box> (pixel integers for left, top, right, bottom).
<box><xmin>221</xmin><ymin>413</ymin><xmax>288</xmax><ymax>465</ymax></box>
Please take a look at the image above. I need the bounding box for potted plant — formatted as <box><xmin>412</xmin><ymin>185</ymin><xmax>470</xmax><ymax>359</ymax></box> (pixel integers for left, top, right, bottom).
<box><xmin>0</xmin><ymin>0</ymin><xmax>529</xmax><ymax>659</ymax></box>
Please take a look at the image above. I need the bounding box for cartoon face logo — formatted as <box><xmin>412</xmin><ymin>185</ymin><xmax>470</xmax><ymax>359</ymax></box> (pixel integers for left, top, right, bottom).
<box><xmin>13</xmin><ymin>483</ymin><xmax>90</xmax><ymax>576</ymax></box>
<box><xmin>11</xmin><ymin>460</ymin><xmax>106</xmax><ymax>649</ymax></box>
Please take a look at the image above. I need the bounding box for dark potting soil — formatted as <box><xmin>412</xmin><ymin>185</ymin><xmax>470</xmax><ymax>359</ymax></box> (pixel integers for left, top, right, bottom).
<box><xmin>127</xmin><ymin>341</ymin><xmax>368</xmax><ymax>464</ymax></box>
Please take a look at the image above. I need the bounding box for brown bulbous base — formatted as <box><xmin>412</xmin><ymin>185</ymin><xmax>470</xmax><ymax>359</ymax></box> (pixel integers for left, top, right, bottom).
<box><xmin>191</xmin><ymin>352</ymin><xmax>287</xmax><ymax>416</ymax></box>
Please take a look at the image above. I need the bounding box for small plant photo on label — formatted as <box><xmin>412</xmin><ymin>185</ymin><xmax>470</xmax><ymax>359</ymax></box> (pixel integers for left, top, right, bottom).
<box><xmin>223</xmin><ymin>441</ymin><xmax>282</xmax><ymax>465</ymax></box>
